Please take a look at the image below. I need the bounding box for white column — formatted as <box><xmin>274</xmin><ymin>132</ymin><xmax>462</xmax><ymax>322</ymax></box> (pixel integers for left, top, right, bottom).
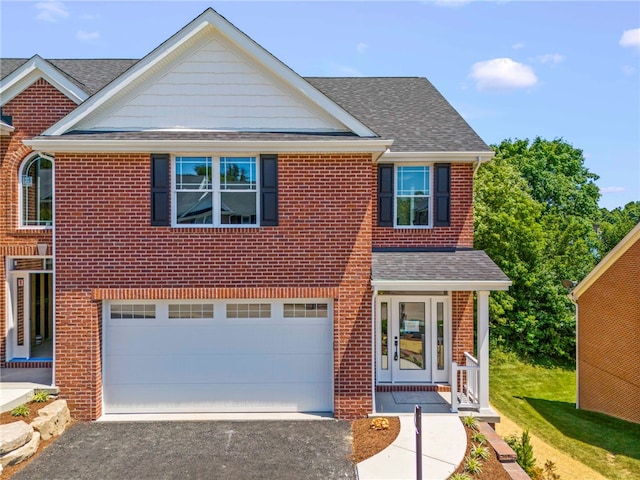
<box><xmin>477</xmin><ymin>290</ymin><xmax>490</xmax><ymax>412</ymax></box>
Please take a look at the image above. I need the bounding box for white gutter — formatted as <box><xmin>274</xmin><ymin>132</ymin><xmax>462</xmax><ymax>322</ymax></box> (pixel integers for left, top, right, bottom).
<box><xmin>371</xmin><ymin>279</ymin><xmax>512</xmax><ymax>292</ymax></box>
<box><xmin>381</xmin><ymin>151</ymin><xmax>495</xmax><ymax>163</ymax></box>
<box><xmin>24</xmin><ymin>138</ymin><xmax>393</xmax><ymax>154</ymax></box>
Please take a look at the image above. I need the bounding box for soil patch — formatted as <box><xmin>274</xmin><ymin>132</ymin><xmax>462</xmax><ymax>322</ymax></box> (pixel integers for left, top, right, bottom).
<box><xmin>350</xmin><ymin>417</ymin><xmax>401</xmax><ymax>463</ymax></box>
<box><xmin>450</xmin><ymin>425</ymin><xmax>512</xmax><ymax>480</ymax></box>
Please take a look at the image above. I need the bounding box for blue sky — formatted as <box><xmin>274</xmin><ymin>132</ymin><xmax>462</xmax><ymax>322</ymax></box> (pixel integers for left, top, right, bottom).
<box><xmin>2</xmin><ymin>1</ymin><xmax>639</xmax><ymax>210</ymax></box>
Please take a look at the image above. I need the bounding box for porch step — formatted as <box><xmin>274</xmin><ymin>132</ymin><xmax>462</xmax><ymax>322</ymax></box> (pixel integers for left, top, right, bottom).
<box><xmin>0</xmin><ymin>383</ymin><xmax>59</xmax><ymax>414</ymax></box>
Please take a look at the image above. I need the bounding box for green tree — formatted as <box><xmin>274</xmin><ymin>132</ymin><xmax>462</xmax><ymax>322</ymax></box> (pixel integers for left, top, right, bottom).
<box><xmin>475</xmin><ymin>138</ymin><xmax>602</xmax><ymax>363</ymax></box>
<box><xmin>597</xmin><ymin>201</ymin><xmax>640</xmax><ymax>257</ymax></box>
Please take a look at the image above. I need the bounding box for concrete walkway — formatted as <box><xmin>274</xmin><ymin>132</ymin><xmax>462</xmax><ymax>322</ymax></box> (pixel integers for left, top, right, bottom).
<box><xmin>357</xmin><ymin>415</ymin><xmax>467</xmax><ymax>480</ymax></box>
<box><xmin>0</xmin><ymin>368</ymin><xmax>56</xmax><ymax>413</ymax></box>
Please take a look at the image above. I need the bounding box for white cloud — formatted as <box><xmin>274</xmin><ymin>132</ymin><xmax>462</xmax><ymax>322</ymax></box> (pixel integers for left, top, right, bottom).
<box><xmin>36</xmin><ymin>1</ymin><xmax>69</xmax><ymax>23</ymax></box>
<box><xmin>356</xmin><ymin>42</ymin><xmax>368</xmax><ymax>54</ymax></box>
<box><xmin>470</xmin><ymin>58</ymin><xmax>538</xmax><ymax>91</ymax></box>
<box><xmin>434</xmin><ymin>0</ymin><xmax>472</xmax><ymax>7</ymax></box>
<box><xmin>622</xmin><ymin>65</ymin><xmax>637</xmax><ymax>76</ymax></box>
<box><xmin>536</xmin><ymin>53</ymin><xmax>565</xmax><ymax>65</ymax></box>
<box><xmin>512</xmin><ymin>42</ymin><xmax>525</xmax><ymax>50</ymax></box>
<box><xmin>600</xmin><ymin>186</ymin><xmax>626</xmax><ymax>194</ymax></box>
<box><xmin>76</xmin><ymin>30</ymin><xmax>100</xmax><ymax>41</ymax></box>
<box><xmin>619</xmin><ymin>28</ymin><xmax>640</xmax><ymax>50</ymax></box>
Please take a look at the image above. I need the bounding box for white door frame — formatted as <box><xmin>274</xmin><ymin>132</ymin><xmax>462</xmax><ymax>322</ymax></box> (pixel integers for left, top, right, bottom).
<box><xmin>376</xmin><ymin>294</ymin><xmax>451</xmax><ymax>384</ymax></box>
<box><xmin>9</xmin><ymin>272</ymin><xmax>31</xmax><ymax>359</ymax></box>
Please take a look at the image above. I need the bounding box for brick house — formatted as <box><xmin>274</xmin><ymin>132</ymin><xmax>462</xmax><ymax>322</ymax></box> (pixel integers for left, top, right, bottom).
<box><xmin>570</xmin><ymin>222</ymin><xmax>640</xmax><ymax>424</ymax></box>
<box><xmin>1</xmin><ymin>8</ymin><xmax>510</xmax><ymax>421</ymax></box>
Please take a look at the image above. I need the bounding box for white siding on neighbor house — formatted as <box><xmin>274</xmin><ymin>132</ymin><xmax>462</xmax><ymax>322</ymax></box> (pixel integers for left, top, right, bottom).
<box><xmin>82</xmin><ymin>37</ymin><xmax>347</xmax><ymax>132</ymax></box>
<box><xmin>103</xmin><ymin>300</ymin><xmax>334</xmax><ymax>414</ymax></box>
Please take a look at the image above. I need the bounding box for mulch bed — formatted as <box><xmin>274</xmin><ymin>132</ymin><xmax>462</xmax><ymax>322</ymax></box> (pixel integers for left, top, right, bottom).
<box><xmin>1</xmin><ymin>398</ymin><xmax>75</xmax><ymax>479</ymax></box>
<box><xmin>450</xmin><ymin>425</ymin><xmax>513</xmax><ymax>479</ymax></box>
<box><xmin>351</xmin><ymin>417</ymin><xmax>401</xmax><ymax>463</ymax></box>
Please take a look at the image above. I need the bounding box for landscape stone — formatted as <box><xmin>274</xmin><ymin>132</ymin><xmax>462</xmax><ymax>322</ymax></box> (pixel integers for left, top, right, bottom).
<box><xmin>34</xmin><ymin>400</ymin><xmax>70</xmax><ymax>439</ymax></box>
<box><xmin>0</xmin><ymin>421</ymin><xmax>33</xmax><ymax>455</ymax></box>
<box><xmin>0</xmin><ymin>431</ymin><xmax>40</xmax><ymax>467</ymax></box>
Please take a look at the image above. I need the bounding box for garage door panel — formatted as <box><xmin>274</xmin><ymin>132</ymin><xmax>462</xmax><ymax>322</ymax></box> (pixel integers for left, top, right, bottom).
<box><xmin>104</xmin><ymin>353</ymin><xmax>333</xmax><ymax>384</ymax></box>
<box><xmin>104</xmin><ymin>382</ymin><xmax>333</xmax><ymax>413</ymax></box>
<box><xmin>104</xmin><ymin>300</ymin><xmax>334</xmax><ymax>414</ymax></box>
<box><xmin>106</xmin><ymin>322</ymin><xmax>331</xmax><ymax>355</ymax></box>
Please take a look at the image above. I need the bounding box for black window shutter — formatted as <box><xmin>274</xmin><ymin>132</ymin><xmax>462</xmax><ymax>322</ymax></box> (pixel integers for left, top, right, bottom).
<box><xmin>150</xmin><ymin>154</ymin><xmax>170</xmax><ymax>226</ymax></box>
<box><xmin>433</xmin><ymin>163</ymin><xmax>451</xmax><ymax>227</ymax></box>
<box><xmin>378</xmin><ymin>164</ymin><xmax>394</xmax><ymax>227</ymax></box>
<box><xmin>260</xmin><ymin>154</ymin><xmax>278</xmax><ymax>226</ymax></box>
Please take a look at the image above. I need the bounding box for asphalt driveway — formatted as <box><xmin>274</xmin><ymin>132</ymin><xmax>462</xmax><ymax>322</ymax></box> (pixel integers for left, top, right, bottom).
<box><xmin>12</xmin><ymin>420</ymin><xmax>356</xmax><ymax>480</ymax></box>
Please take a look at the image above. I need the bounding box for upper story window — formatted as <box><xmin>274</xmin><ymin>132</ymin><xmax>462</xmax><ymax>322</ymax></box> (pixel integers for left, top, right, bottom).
<box><xmin>377</xmin><ymin>162</ymin><xmax>450</xmax><ymax>229</ymax></box>
<box><xmin>20</xmin><ymin>154</ymin><xmax>53</xmax><ymax>228</ymax></box>
<box><xmin>396</xmin><ymin>165</ymin><xmax>430</xmax><ymax>227</ymax></box>
<box><xmin>174</xmin><ymin>156</ymin><xmax>257</xmax><ymax>226</ymax></box>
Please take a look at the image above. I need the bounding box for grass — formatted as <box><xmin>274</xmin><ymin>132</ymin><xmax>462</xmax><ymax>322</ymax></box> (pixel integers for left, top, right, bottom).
<box><xmin>490</xmin><ymin>350</ymin><xmax>640</xmax><ymax>480</ymax></box>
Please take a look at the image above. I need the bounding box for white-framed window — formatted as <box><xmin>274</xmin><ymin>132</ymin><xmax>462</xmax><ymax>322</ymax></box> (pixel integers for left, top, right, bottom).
<box><xmin>19</xmin><ymin>154</ymin><xmax>53</xmax><ymax>228</ymax></box>
<box><xmin>173</xmin><ymin>155</ymin><xmax>258</xmax><ymax>227</ymax></box>
<box><xmin>395</xmin><ymin>164</ymin><xmax>431</xmax><ymax>227</ymax></box>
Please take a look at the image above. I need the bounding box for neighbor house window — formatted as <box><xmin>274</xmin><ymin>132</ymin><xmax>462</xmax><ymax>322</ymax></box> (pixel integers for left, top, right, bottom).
<box><xmin>395</xmin><ymin>165</ymin><xmax>430</xmax><ymax>227</ymax></box>
<box><xmin>20</xmin><ymin>155</ymin><xmax>53</xmax><ymax>227</ymax></box>
<box><xmin>174</xmin><ymin>156</ymin><xmax>257</xmax><ymax>226</ymax></box>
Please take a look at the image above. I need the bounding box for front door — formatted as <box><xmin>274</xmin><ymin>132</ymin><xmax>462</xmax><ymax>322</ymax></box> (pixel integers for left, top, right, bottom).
<box><xmin>7</xmin><ymin>269</ymin><xmax>53</xmax><ymax>360</ymax></box>
<box><xmin>376</xmin><ymin>296</ymin><xmax>450</xmax><ymax>383</ymax></box>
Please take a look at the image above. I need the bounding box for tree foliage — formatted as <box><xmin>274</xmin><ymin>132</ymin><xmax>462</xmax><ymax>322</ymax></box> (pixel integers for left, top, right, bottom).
<box><xmin>475</xmin><ymin>137</ymin><xmax>602</xmax><ymax>363</ymax></box>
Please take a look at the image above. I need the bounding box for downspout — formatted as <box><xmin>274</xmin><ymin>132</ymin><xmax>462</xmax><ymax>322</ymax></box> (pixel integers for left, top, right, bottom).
<box><xmin>372</xmin><ymin>148</ymin><xmax>391</xmax><ymax>164</ymax></box>
<box><xmin>568</xmin><ymin>292</ymin><xmax>579</xmax><ymax>409</ymax></box>
<box><xmin>371</xmin><ymin>284</ymin><xmax>378</xmax><ymax>414</ymax></box>
<box><xmin>472</xmin><ymin>155</ymin><xmax>484</xmax><ymax>176</ymax></box>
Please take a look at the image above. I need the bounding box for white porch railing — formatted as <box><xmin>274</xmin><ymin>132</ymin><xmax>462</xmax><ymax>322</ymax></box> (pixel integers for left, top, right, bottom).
<box><xmin>450</xmin><ymin>352</ymin><xmax>480</xmax><ymax>413</ymax></box>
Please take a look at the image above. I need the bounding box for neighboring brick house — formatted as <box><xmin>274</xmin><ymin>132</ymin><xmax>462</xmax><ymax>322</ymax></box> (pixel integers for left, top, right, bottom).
<box><xmin>570</xmin><ymin>222</ymin><xmax>640</xmax><ymax>424</ymax></box>
<box><xmin>1</xmin><ymin>8</ymin><xmax>510</xmax><ymax>421</ymax></box>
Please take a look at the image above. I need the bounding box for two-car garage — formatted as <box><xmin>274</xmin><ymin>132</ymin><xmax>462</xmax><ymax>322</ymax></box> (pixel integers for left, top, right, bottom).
<box><xmin>102</xmin><ymin>300</ymin><xmax>333</xmax><ymax>414</ymax></box>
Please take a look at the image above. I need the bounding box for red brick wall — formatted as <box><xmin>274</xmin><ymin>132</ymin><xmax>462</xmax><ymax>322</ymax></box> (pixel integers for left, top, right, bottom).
<box><xmin>0</xmin><ymin>79</ymin><xmax>77</xmax><ymax>364</ymax></box>
<box><xmin>373</xmin><ymin>163</ymin><xmax>474</xmax><ymax>248</ymax></box>
<box><xmin>54</xmin><ymin>152</ymin><xmax>373</xmax><ymax>419</ymax></box>
<box><xmin>578</xmin><ymin>239</ymin><xmax>640</xmax><ymax>424</ymax></box>
<box><xmin>452</xmin><ymin>291</ymin><xmax>475</xmax><ymax>364</ymax></box>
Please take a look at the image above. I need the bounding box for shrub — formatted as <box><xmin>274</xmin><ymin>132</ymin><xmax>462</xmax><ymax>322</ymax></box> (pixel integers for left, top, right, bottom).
<box><xmin>464</xmin><ymin>456</ymin><xmax>483</xmax><ymax>476</ymax></box>
<box><xmin>370</xmin><ymin>417</ymin><xmax>390</xmax><ymax>430</ymax></box>
<box><xmin>470</xmin><ymin>445</ymin><xmax>490</xmax><ymax>461</ymax></box>
<box><xmin>11</xmin><ymin>404</ymin><xmax>29</xmax><ymax>417</ymax></box>
<box><xmin>471</xmin><ymin>431</ymin><xmax>486</xmax><ymax>445</ymax></box>
<box><xmin>461</xmin><ymin>415</ymin><xmax>479</xmax><ymax>430</ymax></box>
<box><xmin>505</xmin><ymin>430</ymin><xmax>537</xmax><ymax>477</ymax></box>
<box><xmin>32</xmin><ymin>390</ymin><xmax>50</xmax><ymax>403</ymax></box>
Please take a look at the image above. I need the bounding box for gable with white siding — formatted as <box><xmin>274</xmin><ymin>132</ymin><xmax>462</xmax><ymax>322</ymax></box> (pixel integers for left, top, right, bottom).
<box><xmin>72</xmin><ymin>25</ymin><xmax>350</xmax><ymax>133</ymax></box>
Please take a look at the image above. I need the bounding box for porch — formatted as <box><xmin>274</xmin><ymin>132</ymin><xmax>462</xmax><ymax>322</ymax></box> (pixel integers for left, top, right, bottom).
<box><xmin>371</xmin><ymin>250</ymin><xmax>511</xmax><ymax>423</ymax></box>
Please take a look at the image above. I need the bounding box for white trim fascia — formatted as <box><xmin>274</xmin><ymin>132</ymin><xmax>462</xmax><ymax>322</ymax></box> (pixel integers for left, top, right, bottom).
<box><xmin>0</xmin><ymin>55</ymin><xmax>88</xmax><ymax>106</ymax></box>
<box><xmin>371</xmin><ymin>279</ymin><xmax>512</xmax><ymax>292</ymax></box>
<box><xmin>0</xmin><ymin>121</ymin><xmax>14</xmax><ymax>135</ymax></box>
<box><xmin>42</xmin><ymin>8</ymin><xmax>376</xmax><ymax>138</ymax></box>
<box><xmin>24</xmin><ymin>138</ymin><xmax>393</xmax><ymax>153</ymax></box>
<box><xmin>570</xmin><ymin>221</ymin><xmax>640</xmax><ymax>300</ymax></box>
<box><xmin>380</xmin><ymin>151</ymin><xmax>495</xmax><ymax>162</ymax></box>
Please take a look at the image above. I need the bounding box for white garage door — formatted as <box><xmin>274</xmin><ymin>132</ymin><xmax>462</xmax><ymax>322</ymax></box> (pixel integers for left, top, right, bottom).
<box><xmin>103</xmin><ymin>300</ymin><xmax>333</xmax><ymax>414</ymax></box>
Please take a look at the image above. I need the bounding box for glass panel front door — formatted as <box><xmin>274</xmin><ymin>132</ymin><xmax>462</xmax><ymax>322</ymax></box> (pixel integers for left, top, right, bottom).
<box><xmin>376</xmin><ymin>296</ymin><xmax>449</xmax><ymax>384</ymax></box>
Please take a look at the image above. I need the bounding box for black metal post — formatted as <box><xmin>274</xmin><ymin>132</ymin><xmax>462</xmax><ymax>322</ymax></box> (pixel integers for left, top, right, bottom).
<box><xmin>415</xmin><ymin>405</ymin><xmax>422</xmax><ymax>480</ymax></box>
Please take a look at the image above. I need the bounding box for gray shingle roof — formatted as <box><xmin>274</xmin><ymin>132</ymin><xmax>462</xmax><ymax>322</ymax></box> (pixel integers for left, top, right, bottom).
<box><xmin>1</xmin><ymin>58</ymin><xmax>138</xmax><ymax>95</ymax></box>
<box><xmin>2</xmin><ymin>58</ymin><xmax>490</xmax><ymax>152</ymax></box>
<box><xmin>307</xmin><ymin>77</ymin><xmax>490</xmax><ymax>152</ymax></box>
<box><xmin>372</xmin><ymin>250</ymin><xmax>510</xmax><ymax>283</ymax></box>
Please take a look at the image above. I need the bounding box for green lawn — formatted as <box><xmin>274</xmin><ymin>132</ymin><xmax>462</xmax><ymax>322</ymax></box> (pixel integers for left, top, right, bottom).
<box><xmin>490</xmin><ymin>352</ymin><xmax>640</xmax><ymax>480</ymax></box>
